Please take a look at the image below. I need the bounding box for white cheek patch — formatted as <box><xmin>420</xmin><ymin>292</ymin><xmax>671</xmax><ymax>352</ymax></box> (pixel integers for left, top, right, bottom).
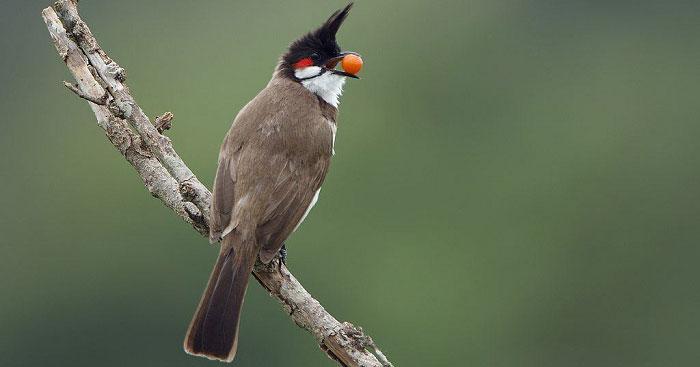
<box><xmin>294</xmin><ymin>67</ymin><xmax>346</xmax><ymax>108</ymax></box>
<box><xmin>294</xmin><ymin>66</ymin><xmax>323</xmax><ymax>80</ymax></box>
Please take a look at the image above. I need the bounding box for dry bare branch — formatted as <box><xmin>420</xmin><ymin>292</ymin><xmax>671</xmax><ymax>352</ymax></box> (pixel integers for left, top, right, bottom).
<box><xmin>63</xmin><ymin>81</ymin><xmax>108</xmax><ymax>105</ymax></box>
<box><xmin>155</xmin><ymin>112</ymin><xmax>174</xmax><ymax>133</ymax></box>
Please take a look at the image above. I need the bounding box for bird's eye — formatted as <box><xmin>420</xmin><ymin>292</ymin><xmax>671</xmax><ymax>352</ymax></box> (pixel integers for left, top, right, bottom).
<box><xmin>310</xmin><ymin>52</ymin><xmax>320</xmax><ymax>60</ymax></box>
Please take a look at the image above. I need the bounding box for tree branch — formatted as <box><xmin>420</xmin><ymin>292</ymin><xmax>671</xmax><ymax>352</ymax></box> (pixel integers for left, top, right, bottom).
<box><xmin>41</xmin><ymin>2</ymin><xmax>392</xmax><ymax>366</ymax></box>
<box><xmin>63</xmin><ymin>81</ymin><xmax>108</xmax><ymax>105</ymax></box>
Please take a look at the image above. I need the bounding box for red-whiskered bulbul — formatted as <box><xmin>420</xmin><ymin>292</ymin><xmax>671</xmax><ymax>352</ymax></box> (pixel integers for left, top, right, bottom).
<box><xmin>183</xmin><ymin>3</ymin><xmax>361</xmax><ymax>362</ymax></box>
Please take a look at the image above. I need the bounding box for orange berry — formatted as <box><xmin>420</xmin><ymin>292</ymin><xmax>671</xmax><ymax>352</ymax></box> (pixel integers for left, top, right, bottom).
<box><xmin>341</xmin><ymin>54</ymin><xmax>363</xmax><ymax>75</ymax></box>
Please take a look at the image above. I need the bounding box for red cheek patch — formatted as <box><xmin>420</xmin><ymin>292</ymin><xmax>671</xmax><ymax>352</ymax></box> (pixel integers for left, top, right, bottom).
<box><xmin>293</xmin><ymin>57</ymin><xmax>314</xmax><ymax>69</ymax></box>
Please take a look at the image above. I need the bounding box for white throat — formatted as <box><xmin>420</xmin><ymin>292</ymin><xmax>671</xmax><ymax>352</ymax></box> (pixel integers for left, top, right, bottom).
<box><xmin>294</xmin><ymin>66</ymin><xmax>346</xmax><ymax>107</ymax></box>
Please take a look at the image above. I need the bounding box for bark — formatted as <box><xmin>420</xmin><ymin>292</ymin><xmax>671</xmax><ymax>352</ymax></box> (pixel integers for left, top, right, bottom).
<box><xmin>41</xmin><ymin>2</ymin><xmax>392</xmax><ymax>366</ymax></box>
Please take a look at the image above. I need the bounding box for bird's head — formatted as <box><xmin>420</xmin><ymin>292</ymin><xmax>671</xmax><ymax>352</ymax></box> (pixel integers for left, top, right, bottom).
<box><xmin>279</xmin><ymin>3</ymin><xmax>361</xmax><ymax>107</ymax></box>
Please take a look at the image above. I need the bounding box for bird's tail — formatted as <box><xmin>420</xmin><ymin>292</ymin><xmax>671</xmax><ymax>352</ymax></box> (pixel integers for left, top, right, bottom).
<box><xmin>183</xmin><ymin>234</ymin><xmax>257</xmax><ymax>362</ymax></box>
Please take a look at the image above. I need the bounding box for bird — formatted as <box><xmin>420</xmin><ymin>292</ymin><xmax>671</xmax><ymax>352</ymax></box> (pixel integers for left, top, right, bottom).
<box><xmin>183</xmin><ymin>3</ymin><xmax>362</xmax><ymax>362</ymax></box>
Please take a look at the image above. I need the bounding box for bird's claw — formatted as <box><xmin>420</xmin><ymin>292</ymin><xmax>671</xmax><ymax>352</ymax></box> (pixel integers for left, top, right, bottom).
<box><xmin>278</xmin><ymin>244</ymin><xmax>287</xmax><ymax>266</ymax></box>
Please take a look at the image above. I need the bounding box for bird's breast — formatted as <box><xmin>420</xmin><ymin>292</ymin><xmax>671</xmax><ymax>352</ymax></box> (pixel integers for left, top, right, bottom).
<box><xmin>241</xmin><ymin>77</ymin><xmax>338</xmax><ymax>158</ymax></box>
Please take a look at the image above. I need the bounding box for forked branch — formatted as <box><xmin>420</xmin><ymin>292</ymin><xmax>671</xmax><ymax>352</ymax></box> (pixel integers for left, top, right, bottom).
<box><xmin>41</xmin><ymin>1</ymin><xmax>392</xmax><ymax>366</ymax></box>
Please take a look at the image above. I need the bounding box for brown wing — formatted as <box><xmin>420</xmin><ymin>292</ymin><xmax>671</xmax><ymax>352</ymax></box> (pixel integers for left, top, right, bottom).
<box><xmin>256</xmin><ymin>154</ymin><xmax>330</xmax><ymax>263</ymax></box>
<box><xmin>209</xmin><ymin>155</ymin><xmax>234</xmax><ymax>242</ymax></box>
<box><xmin>211</xmin><ymin>142</ymin><xmax>330</xmax><ymax>262</ymax></box>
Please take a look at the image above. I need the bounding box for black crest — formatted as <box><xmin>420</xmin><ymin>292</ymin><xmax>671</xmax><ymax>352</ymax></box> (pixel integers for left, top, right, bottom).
<box><xmin>280</xmin><ymin>3</ymin><xmax>354</xmax><ymax>77</ymax></box>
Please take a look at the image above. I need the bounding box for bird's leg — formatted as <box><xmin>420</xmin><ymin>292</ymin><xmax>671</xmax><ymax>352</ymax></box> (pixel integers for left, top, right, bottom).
<box><xmin>278</xmin><ymin>243</ymin><xmax>287</xmax><ymax>265</ymax></box>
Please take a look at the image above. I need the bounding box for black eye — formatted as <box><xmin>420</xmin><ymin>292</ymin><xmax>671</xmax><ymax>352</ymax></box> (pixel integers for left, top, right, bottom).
<box><xmin>310</xmin><ymin>52</ymin><xmax>320</xmax><ymax>60</ymax></box>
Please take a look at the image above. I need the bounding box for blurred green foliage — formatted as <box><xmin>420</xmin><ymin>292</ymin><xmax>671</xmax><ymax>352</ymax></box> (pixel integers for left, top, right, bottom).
<box><xmin>2</xmin><ymin>1</ymin><xmax>700</xmax><ymax>366</ymax></box>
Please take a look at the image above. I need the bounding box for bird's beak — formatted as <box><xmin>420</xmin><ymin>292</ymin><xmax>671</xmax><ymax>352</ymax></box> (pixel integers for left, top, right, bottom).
<box><xmin>323</xmin><ymin>51</ymin><xmax>361</xmax><ymax>79</ymax></box>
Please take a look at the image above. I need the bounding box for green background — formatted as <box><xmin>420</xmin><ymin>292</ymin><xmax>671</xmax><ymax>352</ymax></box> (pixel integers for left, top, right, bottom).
<box><xmin>2</xmin><ymin>1</ymin><xmax>699</xmax><ymax>366</ymax></box>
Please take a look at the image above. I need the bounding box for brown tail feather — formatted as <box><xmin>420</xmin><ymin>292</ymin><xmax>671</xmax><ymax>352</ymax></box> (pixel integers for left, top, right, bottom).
<box><xmin>183</xmin><ymin>235</ymin><xmax>257</xmax><ymax>362</ymax></box>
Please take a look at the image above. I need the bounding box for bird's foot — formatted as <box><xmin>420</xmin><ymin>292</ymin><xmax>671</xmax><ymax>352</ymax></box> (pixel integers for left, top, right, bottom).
<box><xmin>278</xmin><ymin>243</ymin><xmax>287</xmax><ymax>266</ymax></box>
